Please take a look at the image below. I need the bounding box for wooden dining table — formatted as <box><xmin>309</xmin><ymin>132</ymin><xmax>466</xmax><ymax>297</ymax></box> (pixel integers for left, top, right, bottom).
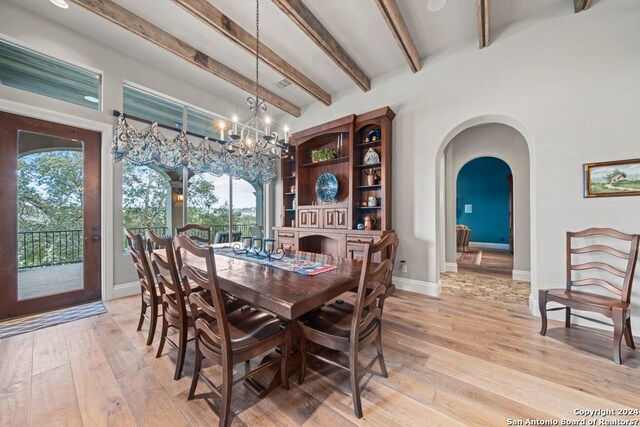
<box><xmin>154</xmin><ymin>246</ymin><xmax>363</xmax><ymax>396</ymax></box>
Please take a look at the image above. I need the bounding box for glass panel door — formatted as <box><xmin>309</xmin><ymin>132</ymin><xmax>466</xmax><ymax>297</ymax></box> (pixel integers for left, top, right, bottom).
<box><xmin>0</xmin><ymin>112</ymin><xmax>101</xmax><ymax>320</ymax></box>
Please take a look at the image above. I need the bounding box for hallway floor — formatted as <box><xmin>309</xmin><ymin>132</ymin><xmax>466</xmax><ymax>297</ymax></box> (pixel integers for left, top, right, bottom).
<box><xmin>442</xmin><ymin>248</ymin><xmax>530</xmax><ymax>305</ymax></box>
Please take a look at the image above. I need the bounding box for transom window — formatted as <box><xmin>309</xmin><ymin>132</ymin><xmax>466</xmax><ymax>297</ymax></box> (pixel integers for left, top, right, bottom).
<box><xmin>0</xmin><ymin>39</ymin><xmax>101</xmax><ymax>110</ymax></box>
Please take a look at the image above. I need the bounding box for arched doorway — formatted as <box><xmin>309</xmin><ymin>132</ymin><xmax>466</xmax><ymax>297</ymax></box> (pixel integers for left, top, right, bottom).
<box><xmin>455</xmin><ymin>156</ymin><xmax>513</xmax><ymax>275</ymax></box>
<box><xmin>437</xmin><ymin>121</ymin><xmax>532</xmax><ymax>305</ymax></box>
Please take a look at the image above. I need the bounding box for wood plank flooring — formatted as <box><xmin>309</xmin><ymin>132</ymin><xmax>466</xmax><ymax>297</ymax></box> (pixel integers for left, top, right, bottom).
<box><xmin>444</xmin><ymin>248</ymin><xmax>530</xmax><ymax>305</ymax></box>
<box><xmin>1</xmin><ymin>290</ymin><xmax>639</xmax><ymax>426</ymax></box>
<box><xmin>458</xmin><ymin>248</ymin><xmax>513</xmax><ymax>277</ymax></box>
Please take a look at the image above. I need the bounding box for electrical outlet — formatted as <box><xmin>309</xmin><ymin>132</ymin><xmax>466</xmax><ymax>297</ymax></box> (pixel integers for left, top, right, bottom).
<box><xmin>401</xmin><ymin>261</ymin><xmax>408</xmax><ymax>273</ymax></box>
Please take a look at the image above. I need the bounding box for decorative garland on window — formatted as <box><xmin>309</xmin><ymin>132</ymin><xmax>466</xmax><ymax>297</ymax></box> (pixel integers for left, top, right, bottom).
<box><xmin>111</xmin><ymin>115</ymin><xmax>277</xmax><ymax>184</ymax></box>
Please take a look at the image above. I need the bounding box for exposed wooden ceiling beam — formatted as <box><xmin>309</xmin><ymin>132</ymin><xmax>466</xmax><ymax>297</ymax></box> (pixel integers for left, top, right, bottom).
<box><xmin>67</xmin><ymin>0</ymin><xmax>301</xmax><ymax>117</ymax></box>
<box><xmin>574</xmin><ymin>0</ymin><xmax>593</xmax><ymax>13</ymax></box>
<box><xmin>374</xmin><ymin>0</ymin><xmax>421</xmax><ymax>73</ymax></box>
<box><xmin>172</xmin><ymin>0</ymin><xmax>331</xmax><ymax>106</ymax></box>
<box><xmin>271</xmin><ymin>0</ymin><xmax>371</xmax><ymax>92</ymax></box>
<box><xmin>476</xmin><ymin>0</ymin><xmax>490</xmax><ymax>49</ymax></box>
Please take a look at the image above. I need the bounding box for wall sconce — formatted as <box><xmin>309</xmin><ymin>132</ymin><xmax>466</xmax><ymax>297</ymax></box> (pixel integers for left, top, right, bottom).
<box><xmin>174</xmin><ymin>193</ymin><xmax>184</xmax><ymax>208</ymax></box>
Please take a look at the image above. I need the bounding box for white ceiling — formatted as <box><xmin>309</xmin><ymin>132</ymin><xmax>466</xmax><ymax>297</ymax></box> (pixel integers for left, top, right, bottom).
<box><xmin>6</xmin><ymin>0</ymin><xmax>578</xmax><ymax>118</ymax></box>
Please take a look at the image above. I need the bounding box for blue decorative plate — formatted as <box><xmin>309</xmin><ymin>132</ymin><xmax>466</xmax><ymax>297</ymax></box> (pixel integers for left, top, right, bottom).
<box><xmin>315</xmin><ymin>173</ymin><xmax>339</xmax><ymax>202</ymax></box>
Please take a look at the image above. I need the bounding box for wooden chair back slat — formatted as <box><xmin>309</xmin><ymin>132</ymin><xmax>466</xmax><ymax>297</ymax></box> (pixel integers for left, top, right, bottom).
<box><xmin>182</xmin><ymin>264</ymin><xmax>211</xmax><ymax>290</ymax></box>
<box><xmin>359</xmin><ymin>307</ymin><xmax>383</xmax><ymax>334</ymax></box>
<box><xmin>571</xmin><ymin>261</ymin><xmax>626</xmax><ymax>278</ymax></box>
<box><xmin>176</xmin><ymin>224</ymin><xmax>211</xmax><ymax>246</ymax></box>
<box><xmin>570</xmin><ymin>279</ymin><xmax>622</xmax><ymax>296</ymax></box>
<box><xmin>190</xmin><ymin>294</ymin><xmax>223</xmax><ymax>348</ymax></box>
<box><xmin>566</xmin><ymin>230</ymin><xmax>640</xmax><ymax>303</ymax></box>
<box><xmin>571</xmin><ymin>227</ymin><xmax>635</xmax><ymax>241</ymax></box>
<box><xmin>363</xmin><ymin>282</ymin><xmax>387</xmax><ymax>309</ymax></box>
<box><xmin>571</xmin><ymin>245</ymin><xmax>629</xmax><ymax>259</ymax></box>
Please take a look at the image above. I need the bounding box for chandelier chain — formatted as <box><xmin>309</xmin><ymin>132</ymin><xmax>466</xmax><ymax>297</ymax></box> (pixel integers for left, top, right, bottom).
<box><xmin>255</xmin><ymin>0</ymin><xmax>260</xmax><ymax>104</ymax></box>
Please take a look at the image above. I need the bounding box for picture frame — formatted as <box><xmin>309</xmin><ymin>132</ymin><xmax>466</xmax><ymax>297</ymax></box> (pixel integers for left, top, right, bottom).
<box><xmin>583</xmin><ymin>158</ymin><xmax>640</xmax><ymax>198</ymax></box>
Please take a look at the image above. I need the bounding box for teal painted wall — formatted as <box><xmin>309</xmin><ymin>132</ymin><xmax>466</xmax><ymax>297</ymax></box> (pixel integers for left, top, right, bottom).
<box><xmin>456</xmin><ymin>157</ymin><xmax>511</xmax><ymax>244</ymax></box>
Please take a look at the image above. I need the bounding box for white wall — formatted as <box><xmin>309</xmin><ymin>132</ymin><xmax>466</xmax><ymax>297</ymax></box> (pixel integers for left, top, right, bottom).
<box><xmin>285</xmin><ymin>0</ymin><xmax>640</xmax><ymax>329</ymax></box>
<box><xmin>444</xmin><ymin>123</ymin><xmax>531</xmax><ymax>279</ymax></box>
<box><xmin>0</xmin><ymin>2</ymin><xmax>243</xmax><ymax>295</ymax></box>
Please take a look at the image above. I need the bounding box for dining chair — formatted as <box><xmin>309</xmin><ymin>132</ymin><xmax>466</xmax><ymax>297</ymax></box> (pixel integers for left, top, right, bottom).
<box><xmin>213</xmin><ymin>231</ymin><xmax>242</xmax><ymax>244</ymax></box>
<box><xmin>539</xmin><ymin>227</ymin><xmax>639</xmax><ymax>364</ymax></box>
<box><xmin>125</xmin><ymin>228</ymin><xmax>161</xmax><ymax>346</ymax></box>
<box><xmin>176</xmin><ymin>224</ymin><xmax>211</xmax><ymax>246</ymax></box>
<box><xmin>147</xmin><ymin>230</ymin><xmax>244</xmax><ymax>380</ymax></box>
<box><xmin>176</xmin><ymin>235</ymin><xmax>290</xmax><ymax>427</ymax></box>
<box><xmin>147</xmin><ymin>230</ymin><xmax>194</xmax><ymax>380</ymax></box>
<box><xmin>249</xmin><ymin>225</ymin><xmax>263</xmax><ymax>238</ymax></box>
<box><xmin>298</xmin><ymin>232</ymin><xmax>399</xmax><ymax>419</ymax></box>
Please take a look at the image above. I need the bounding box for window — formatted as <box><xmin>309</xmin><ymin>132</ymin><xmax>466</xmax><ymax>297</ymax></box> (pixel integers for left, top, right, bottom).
<box><xmin>187</xmin><ymin>174</ymin><xmax>264</xmax><ymax>241</ymax></box>
<box><xmin>187</xmin><ymin>173</ymin><xmax>230</xmax><ymax>237</ymax></box>
<box><xmin>123</xmin><ymin>85</ymin><xmax>184</xmax><ymax>130</ymax></box>
<box><xmin>122</xmin><ymin>161</ymin><xmax>170</xmax><ymax>249</ymax></box>
<box><xmin>233</xmin><ymin>178</ymin><xmax>263</xmax><ymax>234</ymax></box>
<box><xmin>0</xmin><ymin>39</ymin><xmax>101</xmax><ymax>110</ymax></box>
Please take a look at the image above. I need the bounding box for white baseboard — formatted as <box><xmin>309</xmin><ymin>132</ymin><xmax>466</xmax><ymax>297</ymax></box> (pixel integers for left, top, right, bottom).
<box><xmin>470</xmin><ymin>242</ymin><xmax>510</xmax><ymax>250</ymax></box>
<box><xmin>444</xmin><ymin>262</ymin><xmax>458</xmax><ymax>273</ymax></box>
<box><xmin>111</xmin><ymin>281</ymin><xmax>140</xmax><ymax>299</ymax></box>
<box><xmin>392</xmin><ymin>276</ymin><xmax>441</xmax><ymax>297</ymax></box>
<box><xmin>512</xmin><ymin>269</ymin><xmax>531</xmax><ymax>282</ymax></box>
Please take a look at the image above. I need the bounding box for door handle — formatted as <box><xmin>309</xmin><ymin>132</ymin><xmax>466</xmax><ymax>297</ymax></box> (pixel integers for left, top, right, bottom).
<box><xmin>85</xmin><ymin>234</ymin><xmax>101</xmax><ymax>242</ymax></box>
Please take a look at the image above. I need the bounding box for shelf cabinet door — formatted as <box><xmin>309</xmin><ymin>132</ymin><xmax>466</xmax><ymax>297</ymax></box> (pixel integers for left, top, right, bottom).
<box><xmin>308</xmin><ymin>209</ymin><xmax>320</xmax><ymax>227</ymax></box>
<box><xmin>323</xmin><ymin>208</ymin><xmax>348</xmax><ymax>229</ymax></box>
<box><xmin>335</xmin><ymin>208</ymin><xmax>348</xmax><ymax>229</ymax></box>
<box><xmin>299</xmin><ymin>209</ymin><xmax>319</xmax><ymax>228</ymax></box>
<box><xmin>324</xmin><ymin>209</ymin><xmax>336</xmax><ymax>228</ymax></box>
<box><xmin>298</xmin><ymin>210</ymin><xmax>308</xmax><ymax>227</ymax></box>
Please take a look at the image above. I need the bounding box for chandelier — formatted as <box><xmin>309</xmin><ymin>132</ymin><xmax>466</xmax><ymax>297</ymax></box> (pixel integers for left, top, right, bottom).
<box><xmin>225</xmin><ymin>0</ymin><xmax>291</xmax><ymax>159</ymax></box>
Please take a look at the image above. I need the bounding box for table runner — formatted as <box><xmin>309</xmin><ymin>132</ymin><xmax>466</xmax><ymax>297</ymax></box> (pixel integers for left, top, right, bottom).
<box><xmin>214</xmin><ymin>247</ymin><xmax>337</xmax><ymax>276</ymax></box>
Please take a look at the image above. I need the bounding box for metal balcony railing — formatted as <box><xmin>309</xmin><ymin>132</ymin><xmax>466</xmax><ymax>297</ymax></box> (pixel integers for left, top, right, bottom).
<box><xmin>18</xmin><ymin>224</ymin><xmax>256</xmax><ymax>270</ymax></box>
<box><xmin>122</xmin><ymin>224</ymin><xmax>253</xmax><ymax>250</ymax></box>
<box><xmin>18</xmin><ymin>229</ymin><xmax>83</xmax><ymax>269</ymax></box>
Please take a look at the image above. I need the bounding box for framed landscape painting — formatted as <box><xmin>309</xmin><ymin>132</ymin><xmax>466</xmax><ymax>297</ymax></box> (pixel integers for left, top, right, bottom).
<box><xmin>584</xmin><ymin>158</ymin><xmax>640</xmax><ymax>198</ymax></box>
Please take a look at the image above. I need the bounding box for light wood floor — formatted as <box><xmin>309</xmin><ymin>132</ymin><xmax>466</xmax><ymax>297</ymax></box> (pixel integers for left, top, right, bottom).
<box><xmin>1</xmin><ymin>290</ymin><xmax>639</xmax><ymax>426</ymax></box>
<box><xmin>444</xmin><ymin>248</ymin><xmax>529</xmax><ymax>305</ymax></box>
<box><xmin>458</xmin><ymin>248</ymin><xmax>513</xmax><ymax>277</ymax></box>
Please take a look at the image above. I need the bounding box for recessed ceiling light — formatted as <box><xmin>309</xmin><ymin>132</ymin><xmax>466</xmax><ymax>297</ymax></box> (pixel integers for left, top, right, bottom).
<box><xmin>427</xmin><ymin>0</ymin><xmax>447</xmax><ymax>12</ymax></box>
<box><xmin>84</xmin><ymin>95</ymin><xmax>99</xmax><ymax>103</ymax></box>
<box><xmin>49</xmin><ymin>0</ymin><xmax>70</xmax><ymax>9</ymax></box>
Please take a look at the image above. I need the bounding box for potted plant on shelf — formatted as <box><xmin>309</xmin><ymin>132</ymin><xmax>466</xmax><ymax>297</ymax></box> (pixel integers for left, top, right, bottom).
<box><xmin>311</xmin><ymin>148</ymin><xmax>337</xmax><ymax>163</ymax></box>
